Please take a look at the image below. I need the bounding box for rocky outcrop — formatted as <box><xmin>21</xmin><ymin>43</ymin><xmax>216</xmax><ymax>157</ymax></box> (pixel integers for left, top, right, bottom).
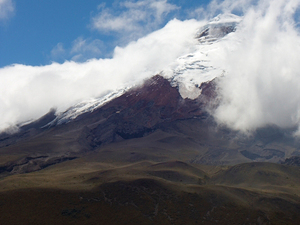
<box><xmin>0</xmin><ymin>154</ymin><xmax>77</xmax><ymax>176</ymax></box>
<box><xmin>0</xmin><ymin>109</ymin><xmax>57</xmax><ymax>148</ymax></box>
<box><xmin>282</xmin><ymin>156</ymin><xmax>300</xmax><ymax>167</ymax></box>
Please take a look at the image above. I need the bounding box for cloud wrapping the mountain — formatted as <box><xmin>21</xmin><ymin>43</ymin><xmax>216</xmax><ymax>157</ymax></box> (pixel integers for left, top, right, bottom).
<box><xmin>0</xmin><ymin>19</ymin><xmax>201</xmax><ymax>131</ymax></box>
<box><xmin>2</xmin><ymin>0</ymin><xmax>300</xmax><ymax>135</ymax></box>
<box><xmin>211</xmin><ymin>0</ymin><xmax>300</xmax><ymax>133</ymax></box>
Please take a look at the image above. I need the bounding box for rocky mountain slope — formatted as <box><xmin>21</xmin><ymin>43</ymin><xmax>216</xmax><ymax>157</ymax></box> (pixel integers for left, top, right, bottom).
<box><xmin>0</xmin><ymin>73</ymin><xmax>299</xmax><ymax>177</ymax></box>
<box><xmin>1</xmin><ymin>14</ymin><xmax>298</xmax><ymax>172</ymax></box>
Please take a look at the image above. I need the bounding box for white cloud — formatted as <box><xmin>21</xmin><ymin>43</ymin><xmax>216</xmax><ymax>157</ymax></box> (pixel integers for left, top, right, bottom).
<box><xmin>52</xmin><ymin>1</ymin><xmax>180</xmax><ymax>63</ymax></box>
<box><xmin>209</xmin><ymin>0</ymin><xmax>254</xmax><ymax>14</ymax></box>
<box><xmin>191</xmin><ymin>0</ymin><xmax>256</xmax><ymax>20</ymax></box>
<box><xmin>0</xmin><ymin>19</ymin><xmax>201</xmax><ymax>131</ymax></box>
<box><xmin>50</xmin><ymin>43</ymin><xmax>66</xmax><ymax>61</ymax></box>
<box><xmin>0</xmin><ymin>0</ymin><xmax>14</xmax><ymax>20</ymax></box>
<box><xmin>70</xmin><ymin>37</ymin><xmax>104</xmax><ymax>61</ymax></box>
<box><xmin>50</xmin><ymin>38</ymin><xmax>104</xmax><ymax>62</ymax></box>
<box><xmin>92</xmin><ymin>0</ymin><xmax>179</xmax><ymax>39</ymax></box>
<box><xmin>209</xmin><ymin>0</ymin><xmax>300</xmax><ymax>133</ymax></box>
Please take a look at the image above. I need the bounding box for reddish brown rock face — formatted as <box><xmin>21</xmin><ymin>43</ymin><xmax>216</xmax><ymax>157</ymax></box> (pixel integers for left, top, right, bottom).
<box><xmin>101</xmin><ymin>75</ymin><xmax>213</xmax><ymax>129</ymax></box>
<box><xmin>70</xmin><ymin>74</ymin><xmax>217</xmax><ymax>145</ymax></box>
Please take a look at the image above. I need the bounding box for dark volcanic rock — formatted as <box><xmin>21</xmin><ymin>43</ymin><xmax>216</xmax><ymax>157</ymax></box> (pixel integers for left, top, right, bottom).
<box><xmin>102</xmin><ymin>75</ymin><xmax>208</xmax><ymax>123</ymax></box>
<box><xmin>0</xmin><ymin>109</ymin><xmax>57</xmax><ymax>148</ymax></box>
<box><xmin>74</xmin><ymin>75</ymin><xmax>212</xmax><ymax>147</ymax></box>
<box><xmin>282</xmin><ymin>156</ymin><xmax>300</xmax><ymax>167</ymax></box>
<box><xmin>197</xmin><ymin>22</ymin><xmax>237</xmax><ymax>43</ymax></box>
<box><xmin>0</xmin><ymin>155</ymin><xmax>77</xmax><ymax>176</ymax></box>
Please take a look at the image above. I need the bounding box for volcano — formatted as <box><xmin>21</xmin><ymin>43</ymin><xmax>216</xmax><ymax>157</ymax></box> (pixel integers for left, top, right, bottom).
<box><xmin>1</xmin><ymin>14</ymin><xmax>300</xmax><ymax>225</ymax></box>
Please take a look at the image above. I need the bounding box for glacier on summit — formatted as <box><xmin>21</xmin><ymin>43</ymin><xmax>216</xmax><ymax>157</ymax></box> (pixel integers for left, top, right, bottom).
<box><xmin>165</xmin><ymin>13</ymin><xmax>241</xmax><ymax>99</ymax></box>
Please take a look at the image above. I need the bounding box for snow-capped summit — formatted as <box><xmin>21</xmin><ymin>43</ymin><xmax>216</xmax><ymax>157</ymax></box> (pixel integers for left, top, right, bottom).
<box><xmin>1</xmin><ymin>13</ymin><xmax>297</xmax><ymax>167</ymax></box>
<box><xmin>45</xmin><ymin>14</ymin><xmax>241</xmax><ymax>126</ymax></box>
<box><xmin>164</xmin><ymin>14</ymin><xmax>241</xmax><ymax>99</ymax></box>
<box><xmin>198</xmin><ymin>13</ymin><xmax>241</xmax><ymax>43</ymax></box>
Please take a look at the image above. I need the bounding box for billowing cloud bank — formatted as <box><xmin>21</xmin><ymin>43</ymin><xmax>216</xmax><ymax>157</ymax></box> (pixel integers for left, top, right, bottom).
<box><xmin>0</xmin><ymin>19</ymin><xmax>202</xmax><ymax>131</ymax></box>
<box><xmin>211</xmin><ymin>0</ymin><xmax>300</xmax><ymax>134</ymax></box>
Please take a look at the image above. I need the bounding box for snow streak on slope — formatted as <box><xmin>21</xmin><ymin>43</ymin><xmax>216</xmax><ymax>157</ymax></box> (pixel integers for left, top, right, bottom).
<box><xmin>47</xmin><ymin>87</ymin><xmax>131</xmax><ymax>126</ymax></box>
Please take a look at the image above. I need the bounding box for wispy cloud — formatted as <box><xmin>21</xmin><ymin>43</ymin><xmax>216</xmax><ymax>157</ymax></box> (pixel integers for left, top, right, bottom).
<box><xmin>70</xmin><ymin>37</ymin><xmax>104</xmax><ymax>62</ymax></box>
<box><xmin>50</xmin><ymin>43</ymin><xmax>66</xmax><ymax>62</ymax></box>
<box><xmin>207</xmin><ymin>0</ymin><xmax>255</xmax><ymax>15</ymax></box>
<box><xmin>190</xmin><ymin>0</ymin><xmax>256</xmax><ymax>20</ymax></box>
<box><xmin>0</xmin><ymin>0</ymin><xmax>14</xmax><ymax>21</ymax></box>
<box><xmin>91</xmin><ymin>0</ymin><xmax>179</xmax><ymax>41</ymax></box>
<box><xmin>50</xmin><ymin>38</ymin><xmax>104</xmax><ymax>63</ymax></box>
<box><xmin>50</xmin><ymin>0</ymin><xmax>179</xmax><ymax>62</ymax></box>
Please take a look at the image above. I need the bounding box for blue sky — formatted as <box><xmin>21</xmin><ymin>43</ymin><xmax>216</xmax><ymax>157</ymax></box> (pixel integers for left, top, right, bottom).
<box><xmin>0</xmin><ymin>0</ymin><xmax>211</xmax><ymax>67</ymax></box>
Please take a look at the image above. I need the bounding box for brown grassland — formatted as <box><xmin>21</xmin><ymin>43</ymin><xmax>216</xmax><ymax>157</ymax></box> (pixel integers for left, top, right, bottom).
<box><xmin>1</xmin><ymin>151</ymin><xmax>300</xmax><ymax>225</ymax></box>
